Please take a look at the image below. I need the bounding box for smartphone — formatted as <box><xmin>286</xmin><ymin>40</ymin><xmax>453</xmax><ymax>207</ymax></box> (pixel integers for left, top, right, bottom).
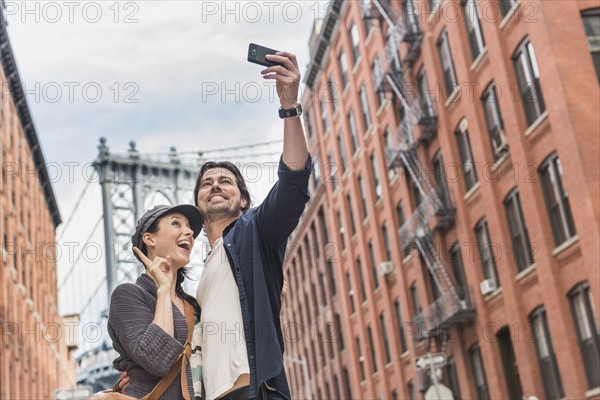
<box><xmin>247</xmin><ymin>43</ymin><xmax>283</xmax><ymax>67</ymax></box>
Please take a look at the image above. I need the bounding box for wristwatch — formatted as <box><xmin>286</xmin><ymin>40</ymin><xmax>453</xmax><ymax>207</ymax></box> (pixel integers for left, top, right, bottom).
<box><xmin>278</xmin><ymin>102</ymin><xmax>303</xmax><ymax>119</ymax></box>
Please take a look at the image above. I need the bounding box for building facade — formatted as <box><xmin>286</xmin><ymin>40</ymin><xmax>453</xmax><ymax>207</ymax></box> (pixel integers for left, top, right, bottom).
<box><xmin>282</xmin><ymin>0</ymin><xmax>600</xmax><ymax>399</ymax></box>
<box><xmin>0</xmin><ymin>9</ymin><xmax>76</xmax><ymax>399</ymax></box>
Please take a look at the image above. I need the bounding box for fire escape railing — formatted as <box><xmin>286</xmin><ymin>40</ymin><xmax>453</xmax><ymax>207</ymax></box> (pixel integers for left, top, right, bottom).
<box><xmin>363</xmin><ymin>1</ymin><xmax>474</xmax><ymax>390</ymax></box>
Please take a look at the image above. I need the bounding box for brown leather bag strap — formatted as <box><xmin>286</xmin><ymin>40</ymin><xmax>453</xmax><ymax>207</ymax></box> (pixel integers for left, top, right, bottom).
<box><xmin>140</xmin><ymin>301</ymin><xmax>196</xmax><ymax>400</ymax></box>
<box><xmin>180</xmin><ymin>300</ymin><xmax>195</xmax><ymax>400</ymax></box>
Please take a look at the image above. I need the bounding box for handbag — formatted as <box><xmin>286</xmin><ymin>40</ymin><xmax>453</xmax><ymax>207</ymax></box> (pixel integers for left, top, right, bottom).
<box><xmin>91</xmin><ymin>300</ymin><xmax>195</xmax><ymax>400</ymax></box>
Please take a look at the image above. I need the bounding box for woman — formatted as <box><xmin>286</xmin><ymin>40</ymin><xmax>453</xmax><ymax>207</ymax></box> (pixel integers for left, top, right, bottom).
<box><xmin>107</xmin><ymin>204</ymin><xmax>203</xmax><ymax>399</ymax></box>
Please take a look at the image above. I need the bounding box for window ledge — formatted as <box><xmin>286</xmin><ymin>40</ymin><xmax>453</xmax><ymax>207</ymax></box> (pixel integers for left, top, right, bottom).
<box><xmin>552</xmin><ymin>235</ymin><xmax>579</xmax><ymax>257</ymax></box>
<box><xmin>515</xmin><ymin>263</ymin><xmax>537</xmax><ymax>282</ymax></box>
<box><xmin>342</xmin><ymin>84</ymin><xmax>350</xmax><ymax>98</ymax></box>
<box><xmin>491</xmin><ymin>152</ymin><xmax>511</xmax><ymax>171</ymax></box>
<box><xmin>400</xmin><ymin>350</ymin><xmax>410</xmax><ymax>360</ymax></box>
<box><xmin>500</xmin><ymin>0</ymin><xmax>522</xmax><ymax>30</ymax></box>
<box><xmin>10</xmin><ymin>266</ymin><xmax>17</xmax><ymax>281</ymax></box>
<box><xmin>376</xmin><ymin>99</ymin><xmax>389</xmax><ymax>116</ymax></box>
<box><xmin>16</xmin><ymin>283</ymin><xmax>26</xmax><ymax>297</ymax></box>
<box><xmin>524</xmin><ymin>110</ymin><xmax>549</xmax><ymax>138</ymax></box>
<box><xmin>444</xmin><ymin>87</ymin><xmax>461</xmax><ymax>108</ymax></box>
<box><xmin>353</xmin><ymin>56</ymin><xmax>362</xmax><ymax>75</ymax></box>
<box><xmin>365</xmin><ymin>125</ymin><xmax>375</xmax><ymax>139</ymax></box>
<box><xmin>352</xmin><ymin>147</ymin><xmax>364</xmax><ymax>162</ymax></box>
<box><xmin>332</xmin><ymin>108</ymin><xmax>339</xmax><ymax>122</ymax></box>
<box><xmin>586</xmin><ymin>387</ymin><xmax>600</xmax><ymax>399</ymax></box>
<box><xmin>483</xmin><ymin>287</ymin><xmax>503</xmax><ymax>302</ymax></box>
<box><xmin>470</xmin><ymin>48</ymin><xmax>488</xmax><ymax>72</ymax></box>
<box><xmin>365</xmin><ymin>28</ymin><xmax>374</xmax><ymax>46</ymax></box>
<box><xmin>463</xmin><ymin>181</ymin><xmax>481</xmax><ymax>202</ymax></box>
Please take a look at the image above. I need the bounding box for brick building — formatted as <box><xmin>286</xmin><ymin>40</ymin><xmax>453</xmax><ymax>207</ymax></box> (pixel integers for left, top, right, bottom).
<box><xmin>0</xmin><ymin>9</ymin><xmax>76</xmax><ymax>399</ymax></box>
<box><xmin>281</xmin><ymin>0</ymin><xmax>599</xmax><ymax>399</ymax></box>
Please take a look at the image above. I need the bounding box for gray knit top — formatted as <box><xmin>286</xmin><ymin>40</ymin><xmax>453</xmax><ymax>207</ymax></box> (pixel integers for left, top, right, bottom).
<box><xmin>108</xmin><ymin>274</ymin><xmax>194</xmax><ymax>399</ymax></box>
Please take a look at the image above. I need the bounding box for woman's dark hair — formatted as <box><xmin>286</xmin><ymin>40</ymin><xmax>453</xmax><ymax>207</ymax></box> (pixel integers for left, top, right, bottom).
<box><xmin>193</xmin><ymin>161</ymin><xmax>252</xmax><ymax>212</ymax></box>
<box><xmin>142</xmin><ymin>213</ymin><xmax>201</xmax><ymax>317</ymax></box>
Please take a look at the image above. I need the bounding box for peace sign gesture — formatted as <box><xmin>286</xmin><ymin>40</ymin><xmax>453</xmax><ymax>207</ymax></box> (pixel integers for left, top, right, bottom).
<box><xmin>132</xmin><ymin>247</ymin><xmax>174</xmax><ymax>290</ymax></box>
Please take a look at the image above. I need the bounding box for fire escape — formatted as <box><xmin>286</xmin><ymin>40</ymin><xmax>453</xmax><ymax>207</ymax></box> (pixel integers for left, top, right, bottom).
<box><xmin>362</xmin><ymin>0</ymin><xmax>475</xmax><ymax>391</ymax></box>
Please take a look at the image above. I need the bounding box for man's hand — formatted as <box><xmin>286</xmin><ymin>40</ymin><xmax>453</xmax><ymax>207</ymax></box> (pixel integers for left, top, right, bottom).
<box><xmin>118</xmin><ymin>371</ymin><xmax>130</xmax><ymax>391</ymax></box>
<box><xmin>261</xmin><ymin>52</ymin><xmax>301</xmax><ymax>109</ymax></box>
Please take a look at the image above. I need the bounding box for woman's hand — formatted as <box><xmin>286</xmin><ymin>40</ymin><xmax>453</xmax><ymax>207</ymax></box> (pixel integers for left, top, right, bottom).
<box><xmin>132</xmin><ymin>247</ymin><xmax>174</xmax><ymax>290</ymax></box>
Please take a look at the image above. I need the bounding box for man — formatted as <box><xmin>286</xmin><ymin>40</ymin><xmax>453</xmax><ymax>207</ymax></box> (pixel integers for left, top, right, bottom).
<box><xmin>193</xmin><ymin>50</ymin><xmax>310</xmax><ymax>400</ymax></box>
<box><xmin>118</xmin><ymin>50</ymin><xmax>308</xmax><ymax>399</ymax></box>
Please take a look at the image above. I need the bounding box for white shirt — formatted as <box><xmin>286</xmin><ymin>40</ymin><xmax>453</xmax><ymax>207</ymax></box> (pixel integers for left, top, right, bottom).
<box><xmin>196</xmin><ymin>238</ymin><xmax>250</xmax><ymax>400</ymax></box>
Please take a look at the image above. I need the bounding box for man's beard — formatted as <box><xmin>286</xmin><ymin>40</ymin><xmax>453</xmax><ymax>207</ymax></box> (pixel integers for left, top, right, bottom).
<box><xmin>204</xmin><ymin>202</ymin><xmax>241</xmax><ymax>222</ymax></box>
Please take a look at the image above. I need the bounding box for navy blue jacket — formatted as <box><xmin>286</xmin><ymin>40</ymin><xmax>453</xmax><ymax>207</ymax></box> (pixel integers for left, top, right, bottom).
<box><xmin>221</xmin><ymin>155</ymin><xmax>311</xmax><ymax>399</ymax></box>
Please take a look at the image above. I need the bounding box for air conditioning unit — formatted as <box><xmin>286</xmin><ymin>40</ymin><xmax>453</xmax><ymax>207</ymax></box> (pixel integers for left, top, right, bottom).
<box><xmin>378</xmin><ymin>261</ymin><xmax>394</xmax><ymax>276</ymax></box>
<box><xmin>480</xmin><ymin>279</ymin><xmax>497</xmax><ymax>296</ymax></box>
<box><xmin>492</xmin><ymin>127</ymin><xmax>509</xmax><ymax>157</ymax></box>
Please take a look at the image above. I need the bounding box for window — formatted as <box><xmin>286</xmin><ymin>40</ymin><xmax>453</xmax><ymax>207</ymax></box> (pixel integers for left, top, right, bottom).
<box><xmin>328</xmin><ymin>73</ymin><xmax>339</xmax><ymax>113</ymax></box>
<box><xmin>318</xmin><ymin>208</ymin><xmax>328</xmax><ymax>250</ymax></box>
<box><xmin>497</xmin><ymin>326</ymin><xmax>524</xmax><ymax>399</ymax></box>
<box><xmin>462</xmin><ymin>0</ymin><xmax>486</xmax><ymax>60</ymax></box>
<box><xmin>318</xmin><ymin>272</ymin><xmax>327</xmax><ymax>306</ymax></box>
<box><xmin>504</xmin><ymin>189</ymin><xmax>534</xmax><ymax>271</ymax></box>
<box><xmin>582</xmin><ymin>8</ymin><xmax>600</xmax><ymax>82</ymax></box>
<box><xmin>346</xmin><ymin>194</ymin><xmax>356</xmax><ymax>235</ymax></box>
<box><xmin>475</xmin><ymin>219</ymin><xmax>499</xmax><ymax>286</ymax></box>
<box><xmin>384</xmin><ymin>128</ymin><xmax>397</xmax><ymax>179</ymax></box>
<box><xmin>444</xmin><ymin>357</ymin><xmax>462</xmax><ymax>399</ymax></box>
<box><xmin>402</xmin><ymin>0</ymin><xmax>419</xmax><ymax>33</ymax></box>
<box><xmin>368</xmin><ymin>240</ymin><xmax>379</xmax><ymax>289</ymax></box>
<box><xmin>380</xmin><ymin>313</ymin><xmax>392</xmax><ymax>364</ymax></box>
<box><xmin>469</xmin><ymin>344</ymin><xmax>490</xmax><ymax>399</ymax></box>
<box><xmin>337</xmin><ymin>211</ymin><xmax>346</xmax><ymax>250</ymax></box>
<box><xmin>407</xmin><ymin>380</ymin><xmax>416</xmax><ymax>400</ymax></box>
<box><xmin>359</xmin><ymin>85</ymin><xmax>372</xmax><ymax>132</ymax></box>
<box><xmin>349</xmin><ymin>23</ymin><xmax>360</xmax><ymax>65</ymax></box>
<box><xmin>449</xmin><ymin>242</ymin><xmax>468</xmax><ymax>298</ymax></box>
<box><xmin>358</xmin><ymin>175</ymin><xmax>369</xmax><ymax>220</ymax></box>
<box><xmin>437</xmin><ymin>30</ymin><xmax>459</xmax><ymax>94</ymax></box>
<box><xmin>417</xmin><ymin>67</ymin><xmax>435</xmax><ymax>117</ymax></box>
<box><xmin>346</xmin><ymin>272</ymin><xmax>356</xmax><ymax>313</ymax></box>
<box><xmin>433</xmin><ymin>151</ymin><xmax>450</xmax><ymax>207</ymax></box>
<box><xmin>455</xmin><ymin>119</ymin><xmax>478</xmax><ymax>191</ymax></box>
<box><xmin>513</xmin><ymin>39</ymin><xmax>546</xmax><ymax>126</ymax></box>
<box><xmin>320</xmin><ymin>98</ymin><xmax>330</xmax><ymax>134</ymax></box>
<box><xmin>342</xmin><ymin>367</ymin><xmax>352</xmax><ymax>398</ymax></box>
<box><xmin>310</xmin><ymin>223</ymin><xmax>320</xmax><ymax>260</ymax></box>
<box><xmin>337</xmin><ymin>130</ymin><xmax>348</xmax><ymax>172</ymax></box>
<box><xmin>539</xmin><ymin>154</ymin><xmax>576</xmax><ymax>246</ymax></box>
<box><xmin>356</xmin><ymin>257</ymin><xmax>367</xmax><ymax>302</ymax></box>
<box><xmin>394</xmin><ymin>299</ymin><xmax>408</xmax><ymax>352</ymax></box>
<box><xmin>326</xmin><ymin>261</ymin><xmax>336</xmax><ymax>297</ymax></box>
<box><xmin>499</xmin><ymin>0</ymin><xmax>519</xmax><ymax>17</ymax></box>
<box><xmin>569</xmin><ymin>282</ymin><xmax>600</xmax><ymax>389</ymax></box>
<box><xmin>410</xmin><ymin>282</ymin><xmax>421</xmax><ymax>316</ymax></box>
<box><xmin>372</xmin><ymin>57</ymin><xmax>385</xmax><ymax>106</ymax></box>
<box><xmin>381</xmin><ymin>223</ymin><xmax>392</xmax><ymax>262</ymax></box>
<box><xmin>348</xmin><ymin>109</ymin><xmax>359</xmax><ymax>153</ymax></box>
<box><xmin>530</xmin><ymin>307</ymin><xmax>565</xmax><ymax>399</ymax></box>
<box><xmin>334</xmin><ymin>313</ymin><xmax>345</xmax><ymax>351</ymax></box>
<box><xmin>338</xmin><ymin>50</ymin><xmax>349</xmax><ymax>88</ymax></box>
<box><xmin>396</xmin><ymin>201</ymin><xmax>406</xmax><ymax>227</ymax></box>
<box><xmin>367</xmin><ymin>325</ymin><xmax>378</xmax><ymax>373</ymax></box>
<box><xmin>371</xmin><ymin>153</ymin><xmax>382</xmax><ymax>199</ymax></box>
<box><xmin>333</xmin><ymin>374</ymin><xmax>341</xmax><ymax>400</ymax></box>
<box><xmin>356</xmin><ymin>336</ymin><xmax>366</xmax><ymax>381</ymax></box>
<box><xmin>481</xmin><ymin>83</ymin><xmax>508</xmax><ymax>161</ymax></box>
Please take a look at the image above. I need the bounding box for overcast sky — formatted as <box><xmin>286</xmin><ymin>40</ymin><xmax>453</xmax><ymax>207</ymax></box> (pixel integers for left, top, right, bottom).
<box><xmin>6</xmin><ymin>0</ymin><xmax>328</xmax><ymax>351</ymax></box>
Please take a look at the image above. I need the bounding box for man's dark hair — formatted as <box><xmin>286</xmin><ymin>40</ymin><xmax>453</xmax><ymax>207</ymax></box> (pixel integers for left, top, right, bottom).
<box><xmin>194</xmin><ymin>161</ymin><xmax>252</xmax><ymax>212</ymax></box>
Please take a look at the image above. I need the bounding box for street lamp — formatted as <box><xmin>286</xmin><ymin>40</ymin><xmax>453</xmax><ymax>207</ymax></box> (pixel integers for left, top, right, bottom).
<box><xmin>285</xmin><ymin>356</ymin><xmax>312</xmax><ymax>400</ymax></box>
